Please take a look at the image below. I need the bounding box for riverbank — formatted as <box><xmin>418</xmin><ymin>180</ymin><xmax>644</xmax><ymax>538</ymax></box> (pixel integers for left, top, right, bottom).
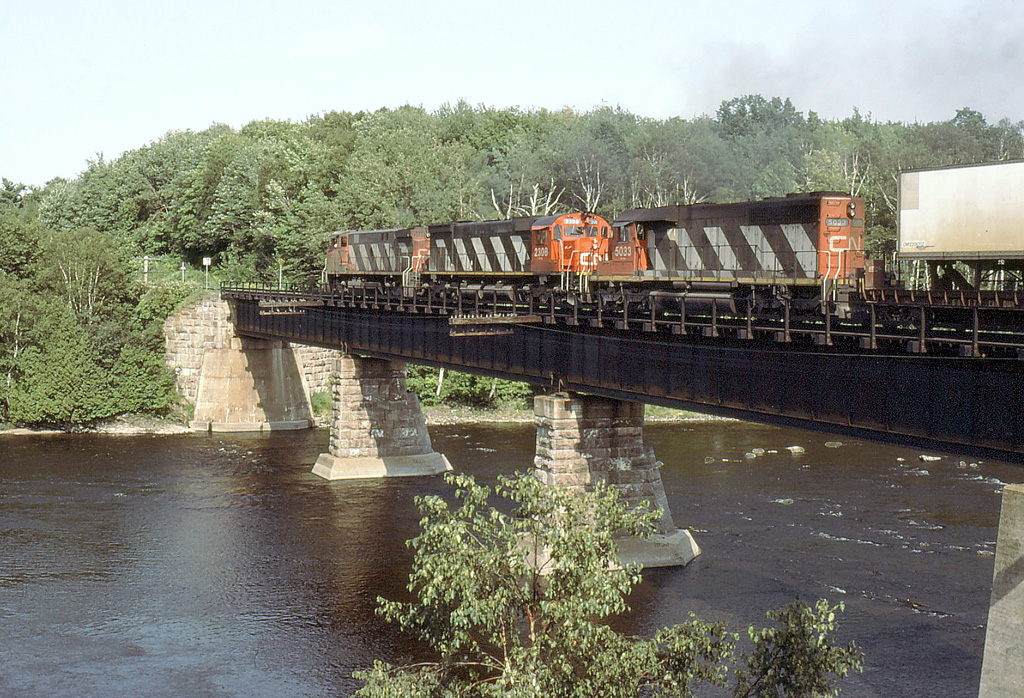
<box><xmin>421</xmin><ymin>404</ymin><xmax>734</xmax><ymax>425</ymax></box>
<box><xmin>0</xmin><ymin>415</ymin><xmax>192</xmax><ymax>437</ymax></box>
<box><xmin>0</xmin><ymin>405</ymin><xmax>731</xmax><ymax>436</ymax></box>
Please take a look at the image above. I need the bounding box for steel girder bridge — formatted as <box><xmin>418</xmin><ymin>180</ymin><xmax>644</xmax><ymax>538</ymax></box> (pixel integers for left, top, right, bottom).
<box><xmin>221</xmin><ymin>285</ymin><xmax>1024</xmax><ymax>460</ymax></box>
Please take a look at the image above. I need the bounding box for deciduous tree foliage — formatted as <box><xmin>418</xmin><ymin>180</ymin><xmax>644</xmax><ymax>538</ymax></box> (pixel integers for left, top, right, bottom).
<box><xmin>29</xmin><ymin>98</ymin><xmax>1024</xmax><ymax>284</ymax></box>
<box><xmin>355</xmin><ymin>472</ymin><xmax>862</xmax><ymax>698</ymax></box>
<box><xmin>0</xmin><ymin>182</ymin><xmax>194</xmax><ymax>425</ymax></box>
<box><xmin>2</xmin><ymin>97</ymin><xmax>1022</xmax><ymax>424</ymax></box>
<box><xmin>406</xmin><ymin>365</ymin><xmax>533</xmax><ymax>409</ymax></box>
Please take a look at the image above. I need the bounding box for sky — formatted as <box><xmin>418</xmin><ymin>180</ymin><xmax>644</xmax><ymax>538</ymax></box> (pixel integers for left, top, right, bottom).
<box><xmin>1</xmin><ymin>0</ymin><xmax>1022</xmax><ymax>186</ymax></box>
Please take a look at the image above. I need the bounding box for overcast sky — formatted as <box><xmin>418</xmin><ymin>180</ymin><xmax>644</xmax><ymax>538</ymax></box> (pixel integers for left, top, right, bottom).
<box><xmin>2</xmin><ymin>0</ymin><xmax>1021</xmax><ymax>186</ymax></box>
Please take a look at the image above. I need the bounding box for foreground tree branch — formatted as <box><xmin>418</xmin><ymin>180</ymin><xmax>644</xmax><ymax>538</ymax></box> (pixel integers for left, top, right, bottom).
<box><xmin>354</xmin><ymin>472</ymin><xmax>862</xmax><ymax>698</ymax></box>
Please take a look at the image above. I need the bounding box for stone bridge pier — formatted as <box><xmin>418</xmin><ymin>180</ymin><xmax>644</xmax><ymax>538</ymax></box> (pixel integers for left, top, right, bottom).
<box><xmin>312</xmin><ymin>355</ymin><xmax>451</xmax><ymax>479</ymax></box>
<box><xmin>310</xmin><ymin>381</ymin><xmax>699</xmax><ymax>567</ymax></box>
<box><xmin>533</xmin><ymin>393</ymin><xmax>700</xmax><ymax>568</ymax></box>
<box><xmin>165</xmin><ymin>296</ymin><xmax>321</xmax><ymax>432</ymax></box>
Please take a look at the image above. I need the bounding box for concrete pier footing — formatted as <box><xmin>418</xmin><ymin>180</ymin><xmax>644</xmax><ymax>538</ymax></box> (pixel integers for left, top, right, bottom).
<box><xmin>190</xmin><ymin>336</ymin><xmax>314</xmax><ymax>432</ymax></box>
<box><xmin>532</xmin><ymin>393</ymin><xmax>700</xmax><ymax>568</ymax></box>
<box><xmin>312</xmin><ymin>355</ymin><xmax>451</xmax><ymax>480</ymax></box>
<box><xmin>979</xmin><ymin>483</ymin><xmax>1024</xmax><ymax>698</ymax></box>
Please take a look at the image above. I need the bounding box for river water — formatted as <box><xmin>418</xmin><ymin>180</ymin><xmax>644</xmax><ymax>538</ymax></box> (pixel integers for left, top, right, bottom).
<box><xmin>0</xmin><ymin>421</ymin><xmax>1018</xmax><ymax>697</ymax></box>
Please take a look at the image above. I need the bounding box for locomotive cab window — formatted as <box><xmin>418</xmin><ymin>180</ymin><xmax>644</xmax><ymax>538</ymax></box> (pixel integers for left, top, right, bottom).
<box><xmin>586</xmin><ymin>226</ymin><xmax>597</xmax><ymax>237</ymax></box>
<box><xmin>553</xmin><ymin>225</ymin><xmax>562</xmax><ymax>241</ymax></box>
<box><xmin>601</xmin><ymin>226</ymin><xmax>610</xmax><ymax>238</ymax></box>
<box><xmin>536</xmin><ymin>229</ymin><xmax>547</xmax><ymax>244</ymax></box>
<box><xmin>616</xmin><ymin>225</ymin><xmax>629</xmax><ymax>243</ymax></box>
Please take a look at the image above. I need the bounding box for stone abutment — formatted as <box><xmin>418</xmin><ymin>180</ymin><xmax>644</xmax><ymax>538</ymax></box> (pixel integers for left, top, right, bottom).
<box><xmin>164</xmin><ymin>295</ymin><xmax>333</xmax><ymax>431</ymax></box>
<box><xmin>979</xmin><ymin>483</ymin><xmax>1024</xmax><ymax>698</ymax></box>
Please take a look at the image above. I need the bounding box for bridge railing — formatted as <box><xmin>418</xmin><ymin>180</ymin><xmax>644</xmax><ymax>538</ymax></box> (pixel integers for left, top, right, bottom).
<box><xmin>222</xmin><ymin>282</ymin><xmax>1024</xmax><ymax>360</ymax></box>
<box><xmin>220</xmin><ymin>282</ymin><xmax>320</xmax><ymax>295</ymax></box>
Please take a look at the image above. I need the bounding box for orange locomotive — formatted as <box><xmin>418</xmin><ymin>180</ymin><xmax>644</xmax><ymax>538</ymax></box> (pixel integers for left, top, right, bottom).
<box><xmin>606</xmin><ymin>192</ymin><xmax>865</xmax><ymax>287</ymax></box>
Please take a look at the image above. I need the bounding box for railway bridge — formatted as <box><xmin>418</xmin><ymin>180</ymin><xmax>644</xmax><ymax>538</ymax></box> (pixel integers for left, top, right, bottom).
<box><xmin>219</xmin><ymin>284</ymin><xmax>1024</xmax><ymax>456</ymax></box>
<box><xmin>167</xmin><ymin>286</ymin><xmax>1024</xmax><ymax>568</ymax></box>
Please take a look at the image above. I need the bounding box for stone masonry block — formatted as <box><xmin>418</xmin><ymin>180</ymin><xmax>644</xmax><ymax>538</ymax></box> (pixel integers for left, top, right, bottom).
<box><xmin>325</xmin><ymin>355</ymin><xmax>439</xmax><ymax>463</ymax></box>
<box><xmin>532</xmin><ymin>392</ymin><xmax>678</xmax><ymax>535</ymax></box>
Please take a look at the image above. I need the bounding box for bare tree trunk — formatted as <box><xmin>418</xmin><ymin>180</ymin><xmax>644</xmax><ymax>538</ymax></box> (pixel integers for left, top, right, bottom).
<box><xmin>527</xmin><ymin>180</ymin><xmax>563</xmax><ymax>216</ymax></box>
<box><xmin>491</xmin><ymin>178</ymin><xmax>564</xmax><ymax>219</ymax></box>
<box><xmin>573</xmin><ymin>159</ymin><xmax>603</xmax><ymax>211</ymax></box>
<box><xmin>491</xmin><ymin>185</ymin><xmax>515</xmax><ymax>220</ymax></box>
<box><xmin>843</xmin><ymin>152</ymin><xmax>869</xmax><ymax>197</ymax></box>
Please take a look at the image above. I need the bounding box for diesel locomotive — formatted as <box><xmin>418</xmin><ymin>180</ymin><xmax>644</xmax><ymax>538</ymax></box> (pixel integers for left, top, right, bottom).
<box><xmin>325</xmin><ymin>211</ymin><xmax>615</xmax><ymax>288</ymax></box>
<box><xmin>324</xmin><ymin>192</ymin><xmax>866</xmax><ymax>306</ymax></box>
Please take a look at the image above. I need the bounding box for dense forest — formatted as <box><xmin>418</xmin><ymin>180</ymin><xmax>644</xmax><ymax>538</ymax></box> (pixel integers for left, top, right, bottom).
<box><xmin>2</xmin><ymin>96</ymin><xmax>1022</xmax><ymax>426</ymax></box>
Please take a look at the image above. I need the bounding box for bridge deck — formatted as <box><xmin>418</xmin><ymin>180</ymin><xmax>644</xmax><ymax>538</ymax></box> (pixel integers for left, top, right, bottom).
<box><xmin>226</xmin><ymin>285</ymin><xmax>1024</xmax><ymax>358</ymax></box>
<box><xmin>222</xmin><ymin>287</ymin><xmax>1024</xmax><ymax>459</ymax></box>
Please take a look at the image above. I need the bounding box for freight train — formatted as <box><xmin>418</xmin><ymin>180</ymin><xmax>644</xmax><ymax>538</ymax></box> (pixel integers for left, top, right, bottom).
<box><xmin>324</xmin><ymin>192</ymin><xmax>866</xmax><ymax>308</ymax></box>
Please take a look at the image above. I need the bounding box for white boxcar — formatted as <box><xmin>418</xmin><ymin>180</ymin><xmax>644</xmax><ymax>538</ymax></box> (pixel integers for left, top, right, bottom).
<box><xmin>898</xmin><ymin>161</ymin><xmax>1024</xmax><ymax>260</ymax></box>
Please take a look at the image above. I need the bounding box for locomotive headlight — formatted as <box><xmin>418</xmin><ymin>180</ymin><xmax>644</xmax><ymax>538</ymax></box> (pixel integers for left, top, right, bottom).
<box><xmin>847</xmin><ymin>201</ymin><xmax>857</xmax><ymax>217</ymax></box>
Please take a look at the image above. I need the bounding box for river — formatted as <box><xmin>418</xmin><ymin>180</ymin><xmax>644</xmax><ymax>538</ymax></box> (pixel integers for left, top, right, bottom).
<box><xmin>0</xmin><ymin>421</ymin><xmax>1018</xmax><ymax>697</ymax></box>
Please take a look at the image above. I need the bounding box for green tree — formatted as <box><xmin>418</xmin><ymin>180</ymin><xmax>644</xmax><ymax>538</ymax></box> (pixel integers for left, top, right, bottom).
<box><xmin>0</xmin><ymin>271</ymin><xmax>29</xmax><ymax>417</ymax></box>
<box><xmin>0</xmin><ymin>178</ymin><xmax>27</xmax><ymax>207</ymax></box>
<box><xmin>109</xmin><ymin>283</ymin><xmax>193</xmax><ymax>414</ymax></box>
<box><xmin>338</xmin><ymin>106</ymin><xmax>480</xmax><ymax>229</ymax></box>
<box><xmin>406</xmin><ymin>365</ymin><xmax>533</xmax><ymax>409</ymax></box>
<box><xmin>735</xmin><ymin>599</ymin><xmax>861</xmax><ymax>698</ymax></box>
<box><xmin>0</xmin><ymin>181</ymin><xmax>43</xmax><ymax>277</ymax></box>
<box><xmin>356</xmin><ymin>472</ymin><xmax>862</xmax><ymax>698</ymax></box>
<box><xmin>5</xmin><ymin>296</ymin><xmax>116</xmax><ymax>425</ymax></box>
<box><xmin>714</xmin><ymin>95</ymin><xmax>810</xmax><ymax>199</ymax></box>
<box><xmin>34</xmin><ymin>227</ymin><xmax>136</xmax><ymax>321</ymax></box>
<box><xmin>486</xmin><ymin>119</ymin><xmax>569</xmax><ymax>218</ymax></box>
<box><xmin>168</xmin><ymin>126</ymin><xmax>245</xmax><ymax>260</ymax></box>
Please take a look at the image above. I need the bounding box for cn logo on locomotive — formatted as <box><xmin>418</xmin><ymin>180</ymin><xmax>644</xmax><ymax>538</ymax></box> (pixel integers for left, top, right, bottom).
<box><xmin>828</xmin><ymin>236</ymin><xmax>849</xmax><ymax>251</ymax></box>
